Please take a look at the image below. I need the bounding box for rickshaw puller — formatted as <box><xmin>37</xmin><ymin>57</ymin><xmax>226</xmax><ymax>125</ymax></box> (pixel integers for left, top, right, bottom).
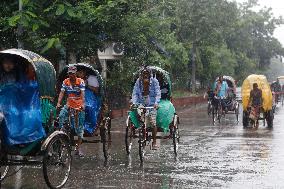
<box><xmin>57</xmin><ymin>66</ymin><xmax>85</xmax><ymax>156</ymax></box>
<box><xmin>249</xmin><ymin>83</ymin><xmax>263</xmax><ymax>127</ymax></box>
<box><xmin>214</xmin><ymin>76</ymin><xmax>229</xmax><ymax>111</ymax></box>
<box><xmin>131</xmin><ymin>68</ymin><xmax>161</xmax><ymax>150</ymax></box>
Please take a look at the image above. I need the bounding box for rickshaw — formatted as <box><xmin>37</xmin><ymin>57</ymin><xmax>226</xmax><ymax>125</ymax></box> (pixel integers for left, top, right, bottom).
<box><xmin>212</xmin><ymin>76</ymin><xmax>239</xmax><ymax>124</ymax></box>
<box><xmin>56</xmin><ymin>63</ymin><xmax>111</xmax><ymax>161</ymax></box>
<box><xmin>242</xmin><ymin>74</ymin><xmax>274</xmax><ymax>128</ymax></box>
<box><xmin>125</xmin><ymin>66</ymin><xmax>180</xmax><ymax>163</ymax></box>
<box><xmin>0</xmin><ymin>49</ymin><xmax>71</xmax><ymax>189</ymax></box>
<box><xmin>276</xmin><ymin>76</ymin><xmax>284</xmax><ymax>105</ymax></box>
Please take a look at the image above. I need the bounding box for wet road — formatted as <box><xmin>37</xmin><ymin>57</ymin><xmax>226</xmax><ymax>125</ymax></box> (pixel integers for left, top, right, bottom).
<box><xmin>2</xmin><ymin>104</ymin><xmax>284</xmax><ymax>188</ymax></box>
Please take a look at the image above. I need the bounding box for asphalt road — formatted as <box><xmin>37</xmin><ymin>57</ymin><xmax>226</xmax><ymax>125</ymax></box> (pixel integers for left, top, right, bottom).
<box><xmin>2</xmin><ymin>104</ymin><xmax>284</xmax><ymax>189</ymax></box>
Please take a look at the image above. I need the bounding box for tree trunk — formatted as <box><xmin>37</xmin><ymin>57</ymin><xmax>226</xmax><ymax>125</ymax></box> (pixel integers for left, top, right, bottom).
<box><xmin>190</xmin><ymin>42</ymin><xmax>197</xmax><ymax>93</ymax></box>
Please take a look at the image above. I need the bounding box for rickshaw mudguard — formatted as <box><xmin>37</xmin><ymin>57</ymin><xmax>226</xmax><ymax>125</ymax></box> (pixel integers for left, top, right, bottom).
<box><xmin>242</xmin><ymin>75</ymin><xmax>273</xmax><ymax>112</ymax></box>
<box><xmin>129</xmin><ymin>100</ymin><xmax>176</xmax><ymax>132</ymax></box>
<box><xmin>41</xmin><ymin>131</ymin><xmax>69</xmax><ymax>152</ymax></box>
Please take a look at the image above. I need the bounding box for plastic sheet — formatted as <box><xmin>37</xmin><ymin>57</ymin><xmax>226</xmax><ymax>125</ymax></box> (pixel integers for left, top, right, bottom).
<box><xmin>129</xmin><ymin>100</ymin><xmax>175</xmax><ymax>132</ymax></box>
<box><xmin>84</xmin><ymin>88</ymin><xmax>102</xmax><ymax>134</ymax></box>
<box><xmin>242</xmin><ymin>74</ymin><xmax>273</xmax><ymax>111</ymax></box>
<box><xmin>0</xmin><ymin>81</ymin><xmax>46</xmax><ymax>145</ymax></box>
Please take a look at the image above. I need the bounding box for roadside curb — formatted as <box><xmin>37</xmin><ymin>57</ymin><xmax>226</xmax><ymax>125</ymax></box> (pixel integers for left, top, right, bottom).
<box><xmin>111</xmin><ymin>96</ymin><xmax>206</xmax><ymax>119</ymax></box>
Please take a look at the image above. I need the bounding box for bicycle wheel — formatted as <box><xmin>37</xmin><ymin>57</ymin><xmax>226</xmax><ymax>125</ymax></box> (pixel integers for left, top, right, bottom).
<box><xmin>125</xmin><ymin>117</ymin><xmax>133</xmax><ymax>155</ymax></box>
<box><xmin>138</xmin><ymin>128</ymin><xmax>146</xmax><ymax>163</ymax></box>
<box><xmin>43</xmin><ymin>136</ymin><xmax>71</xmax><ymax>189</ymax></box>
<box><xmin>0</xmin><ymin>165</ymin><xmax>9</xmax><ymax>181</ymax></box>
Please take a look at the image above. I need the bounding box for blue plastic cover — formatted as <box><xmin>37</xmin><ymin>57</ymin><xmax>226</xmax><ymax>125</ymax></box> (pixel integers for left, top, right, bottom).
<box><xmin>84</xmin><ymin>88</ymin><xmax>102</xmax><ymax>134</ymax></box>
<box><xmin>0</xmin><ymin>81</ymin><xmax>46</xmax><ymax>145</ymax></box>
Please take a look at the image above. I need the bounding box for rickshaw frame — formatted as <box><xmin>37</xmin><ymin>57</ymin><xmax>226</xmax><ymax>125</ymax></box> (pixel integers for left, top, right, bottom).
<box><xmin>212</xmin><ymin>76</ymin><xmax>239</xmax><ymax>124</ymax></box>
<box><xmin>56</xmin><ymin>63</ymin><xmax>111</xmax><ymax>161</ymax></box>
<box><xmin>242</xmin><ymin>74</ymin><xmax>274</xmax><ymax>128</ymax></box>
<box><xmin>0</xmin><ymin>49</ymin><xmax>72</xmax><ymax>189</ymax></box>
<box><xmin>125</xmin><ymin>66</ymin><xmax>180</xmax><ymax>163</ymax></box>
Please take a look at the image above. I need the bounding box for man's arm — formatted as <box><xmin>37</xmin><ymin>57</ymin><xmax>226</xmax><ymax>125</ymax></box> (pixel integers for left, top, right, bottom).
<box><xmin>57</xmin><ymin>90</ymin><xmax>65</xmax><ymax>108</ymax></box>
<box><xmin>81</xmin><ymin>90</ymin><xmax>85</xmax><ymax>109</ymax></box>
<box><xmin>154</xmin><ymin>78</ymin><xmax>161</xmax><ymax>107</ymax></box>
<box><xmin>131</xmin><ymin>79</ymin><xmax>140</xmax><ymax>104</ymax></box>
<box><xmin>79</xmin><ymin>79</ymin><xmax>86</xmax><ymax>109</ymax></box>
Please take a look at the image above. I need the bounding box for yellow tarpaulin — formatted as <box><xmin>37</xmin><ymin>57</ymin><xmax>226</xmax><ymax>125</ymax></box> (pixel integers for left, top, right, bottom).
<box><xmin>241</xmin><ymin>74</ymin><xmax>273</xmax><ymax>111</ymax></box>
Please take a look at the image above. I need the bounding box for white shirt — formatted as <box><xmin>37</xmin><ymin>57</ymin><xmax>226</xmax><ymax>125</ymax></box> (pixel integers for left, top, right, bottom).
<box><xmin>87</xmin><ymin>75</ymin><xmax>99</xmax><ymax>88</ymax></box>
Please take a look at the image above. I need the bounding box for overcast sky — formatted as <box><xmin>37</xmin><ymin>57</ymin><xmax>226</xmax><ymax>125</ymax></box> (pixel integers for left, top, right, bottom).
<box><xmin>236</xmin><ymin>0</ymin><xmax>284</xmax><ymax>45</ymax></box>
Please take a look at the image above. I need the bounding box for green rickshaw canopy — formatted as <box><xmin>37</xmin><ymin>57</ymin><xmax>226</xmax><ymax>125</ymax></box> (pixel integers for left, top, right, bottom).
<box><xmin>0</xmin><ymin>48</ymin><xmax>56</xmax><ymax>98</ymax></box>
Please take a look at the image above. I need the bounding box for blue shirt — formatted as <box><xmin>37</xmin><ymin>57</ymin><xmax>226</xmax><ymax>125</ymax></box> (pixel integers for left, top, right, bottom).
<box><xmin>214</xmin><ymin>81</ymin><xmax>228</xmax><ymax>98</ymax></box>
<box><xmin>131</xmin><ymin>77</ymin><xmax>161</xmax><ymax>106</ymax></box>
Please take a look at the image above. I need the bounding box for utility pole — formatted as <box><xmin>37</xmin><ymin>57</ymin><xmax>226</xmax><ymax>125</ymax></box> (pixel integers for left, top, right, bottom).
<box><xmin>17</xmin><ymin>0</ymin><xmax>23</xmax><ymax>49</ymax></box>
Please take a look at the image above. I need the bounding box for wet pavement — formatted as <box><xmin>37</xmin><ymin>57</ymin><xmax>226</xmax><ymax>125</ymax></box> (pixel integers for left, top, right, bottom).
<box><xmin>2</xmin><ymin>104</ymin><xmax>284</xmax><ymax>189</ymax></box>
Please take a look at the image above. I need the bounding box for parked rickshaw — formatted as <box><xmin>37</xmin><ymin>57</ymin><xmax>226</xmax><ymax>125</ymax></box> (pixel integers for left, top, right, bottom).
<box><xmin>0</xmin><ymin>49</ymin><xmax>71</xmax><ymax>189</ymax></box>
<box><xmin>212</xmin><ymin>76</ymin><xmax>239</xmax><ymax>124</ymax></box>
<box><xmin>56</xmin><ymin>63</ymin><xmax>111</xmax><ymax>161</ymax></box>
<box><xmin>125</xmin><ymin>66</ymin><xmax>180</xmax><ymax>163</ymax></box>
<box><xmin>242</xmin><ymin>74</ymin><xmax>274</xmax><ymax>128</ymax></box>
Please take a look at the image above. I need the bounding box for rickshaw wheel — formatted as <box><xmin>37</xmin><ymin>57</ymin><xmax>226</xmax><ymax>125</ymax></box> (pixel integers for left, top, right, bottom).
<box><xmin>100</xmin><ymin>118</ymin><xmax>110</xmax><ymax>161</ymax></box>
<box><xmin>212</xmin><ymin>106</ymin><xmax>216</xmax><ymax>125</ymax></box>
<box><xmin>266</xmin><ymin>110</ymin><xmax>274</xmax><ymax>128</ymax></box>
<box><xmin>138</xmin><ymin>128</ymin><xmax>146</xmax><ymax>163</ymax></box>
<box><xmin>172</xmin><ymin>115</ymin><xmax>179</xmax><ymax>156</ymax></box>
<box><xmin>125</xmin><ymin>117</ymin><xmax>133</xmax><ymax>155</ymax></box>
<box><xmin>217</xmin><ymin>105</ymin><xmax>222</xmax><ymax>123</ymax></box>
<box><xmin>0</xmin><ymin>165</ymin><xmax>9</xmax><ymax>181</ymax></box>
<box><xmin>207</xmin><ymin>101</ymin><xmax>212</xmax><ymax>116</ymax></box>
<box><xmin>243</xmin><ymin>111</ymin><xmax>249</xmax><ymax>128</ymax></box>
<box><xmin>235</xmin><ymin>103</ymin><xmax>239</xmax><ymax>122</ymax></box>
<box><xmin>43</xmin><ymin>136</ymin><xmax>71</xmax><ymax>189</ymax></box>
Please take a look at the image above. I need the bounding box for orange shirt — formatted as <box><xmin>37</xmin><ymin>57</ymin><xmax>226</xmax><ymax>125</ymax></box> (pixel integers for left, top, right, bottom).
<box><xmin>61</xmin><ymin>78</ymin><xmax>85</xmax><ymax>109</ymax></box>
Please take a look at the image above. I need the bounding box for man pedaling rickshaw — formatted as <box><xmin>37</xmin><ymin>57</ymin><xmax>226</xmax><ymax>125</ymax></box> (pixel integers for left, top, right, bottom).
<box><xmin>248</xmin><ymin>83</ymin><xmax>263</xmax><ymax>127</ymax></box>
<box><xmin>56</xmin><ymin>66</ymin><xmax>85</xmax><ymax>156</ymax></box>
<box><xmin>131</xmin><ymin>68</ymin><xmax>161</xmax><ymax>150</ymax></box>
<box><xmin>213</xmin><ymin>76</ymin><xmax>229</xmax><ymax>110</ymax></box>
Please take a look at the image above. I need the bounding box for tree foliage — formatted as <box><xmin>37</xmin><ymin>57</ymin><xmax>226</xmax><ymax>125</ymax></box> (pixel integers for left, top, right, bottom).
<box><xmin>0</xmin><ymin>0</ymin><xmax>283</xmax><ymax>94</ymax></box>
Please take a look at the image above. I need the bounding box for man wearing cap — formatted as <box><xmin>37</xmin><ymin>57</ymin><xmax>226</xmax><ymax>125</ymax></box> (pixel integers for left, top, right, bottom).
<box><xmin>56</xmin><ymin>66</ymin><xmax>85</xmax><ymax>156</ymax></box>
<box><xmin>131</xmin><ymin>68</ymin><xmax>161</xmax><ymax>150</ymax></box>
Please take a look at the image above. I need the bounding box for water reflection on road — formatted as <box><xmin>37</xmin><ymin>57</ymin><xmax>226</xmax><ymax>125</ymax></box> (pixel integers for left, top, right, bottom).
<box><xmin>3</xmin><ymin>105</ymin><xmax>284</xmax><ymax>188</ymax></box>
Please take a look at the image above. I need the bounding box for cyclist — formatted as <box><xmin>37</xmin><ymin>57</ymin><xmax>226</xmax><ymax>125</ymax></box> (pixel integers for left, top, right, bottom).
<box><xmin>131</xmin><ymin>67</ymin><xmax>161</xmax><ymax>150</ymax></box>
<box><xmin>56</xmin><ymin>66</ymin><xmax>85</xmax><ymax>156</ymax></box>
